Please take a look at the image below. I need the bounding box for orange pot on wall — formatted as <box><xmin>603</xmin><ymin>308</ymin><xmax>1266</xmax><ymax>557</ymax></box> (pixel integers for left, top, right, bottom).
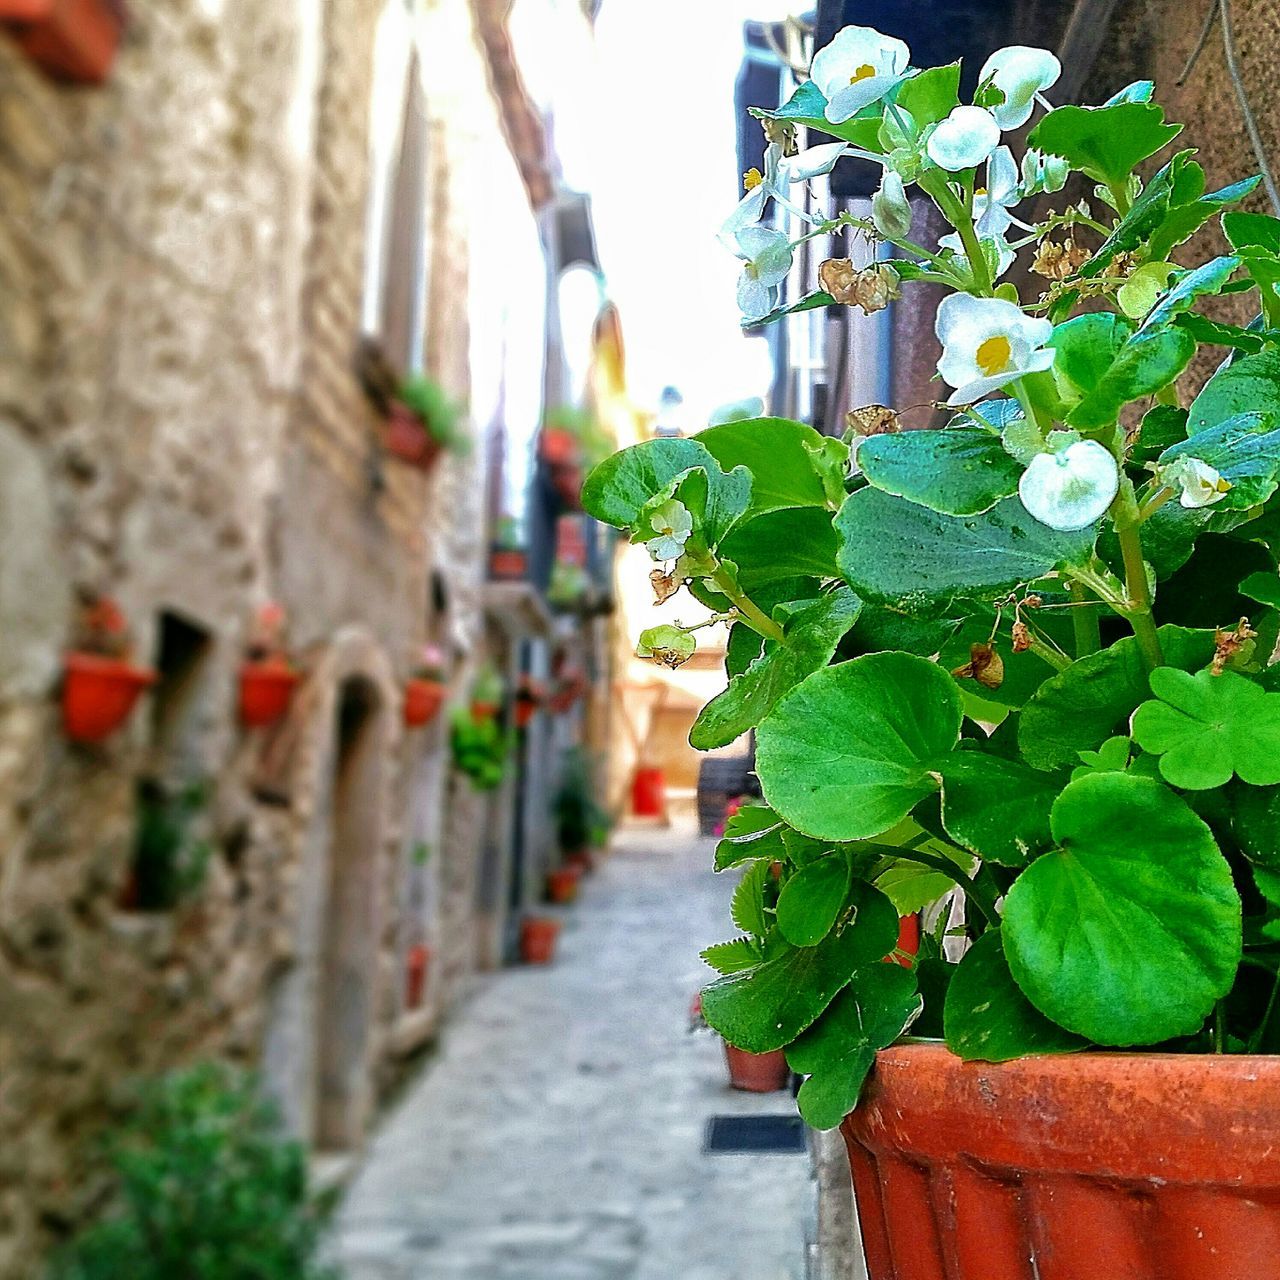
<box><xmin>842</xmin><ymin>1044</ymin><xmax>1280</xmax><ymax>1280</ymax></box>
<box><xmin>61</xmin><ymin>653</ymin><xmax>156</xmax><ymax>743</ymax></box>
<box><xmin>723</xmin><ymin>1043</ymin><xmax>790</xmax><ymax>1093</ymax></box>
<box><xmin>3</xmin><ymin>0</ymin><xmax>124</xmax><ymax>83</ymax></box>
<box><xmin>384</xmin><ymin>401</ymin><xmax>443</xmax><ymax>472</ymax></box>
<box><xmin>238</xmin><ymin>659</ymin><xmax>300</xmax><ymax>728</ymax></box>
<box><xmin>404</xmin><ymin>944</ymin><xmax>430</xmax><ymax>1010</ymax></box>
<box><xmin>403</xmin><ymin>678</ymin><xmax>446</xmax><ymax>728</ymax></box>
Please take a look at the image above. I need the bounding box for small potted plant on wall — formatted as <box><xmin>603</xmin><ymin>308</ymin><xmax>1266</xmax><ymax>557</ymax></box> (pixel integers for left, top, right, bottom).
<box><xmin>584</xmin><ymin>27</ymin><xmax>1280</xmax><ymax>1273</ymax></box>
<box><xmin>553</xmin><ymin>747</ymin><xmax>607</xmax><ymax>873</ymax></box>
<box><xmin>1</xmin><ymin>0</ymin><xmax>125</xmax><ymax>84</ymax></box>
<box><xmin>62</xmin><ymin>597</ymin><xmax>156</xmax><ymax>744</ymax></box>
<box><xmin>469</xmin><ymin>665</ymin><xmax>504</xmax><ymax>722</ymax></box>
<box><xmin>450</xmin><ymin>705</ymin><xmax>510</xmax><ymax>792</ymax></box>
<box><xmin>385</xmin><ymin>374</ymin><xmax>468</xmax><ymax>472</ymax></box>
<box><xmin>513</xmin><ymin>673</ymin><xmax>544</xmax><ymax>729</ymax></box>
<box><xmin>404</xmin><ymin>643</ymin><xmax>448</xmax><ymax>728</ymax></box>
<box><xmin>238</xmin><ymin>602</ymin><xmax>300</xmax><ymax>729</ymax></box>
<box><xmin>488</xmin><ymin>516</ymin><xmax>528</xmax><ymax>581</ymax></box>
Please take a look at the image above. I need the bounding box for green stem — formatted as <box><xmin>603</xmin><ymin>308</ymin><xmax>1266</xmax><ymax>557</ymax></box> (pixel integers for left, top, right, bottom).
<box><xmin>1025</xmin><ymin>633</ymin><xmax>1071</xmax><ymax>672</ymax></box>
<box><xmin>920</xmin><ymin>174</ymin><xmax>994</xmax><ymax>295</ymax></box>
<box><xmin>1069</xmin><ymin>581</ymin><xmax>1102</xmax><ymax>657</ymax></box>
<box><xmin>1111</xmin><ymin>478</ymin><xmax>1164</xmax><ymax>670</ymax></box>
<box><xmin>1107</xmin><ymin>181</ymin><xmax>1133</xmax><ymax>217</ymax></box>
<box><xmin>1213</xmin><ymin>1002</ymin><xmax>1226</xmax><ymax>1054</ymax></box>
<box><xmin>711</xmin><ymin>568</ymin><xmax>785</xmax><ymax>644</ymax></box>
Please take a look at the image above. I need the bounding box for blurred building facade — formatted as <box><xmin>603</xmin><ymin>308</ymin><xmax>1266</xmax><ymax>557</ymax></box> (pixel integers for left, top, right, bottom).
<box><xmin>0</xmin><ymin>0</ymin><xmax>613</xmax><ymax>1270</ymax></box>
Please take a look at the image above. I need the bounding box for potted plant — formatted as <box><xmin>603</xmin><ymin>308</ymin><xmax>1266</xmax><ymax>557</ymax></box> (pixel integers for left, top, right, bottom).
<box><xmin>238</xmin><ymin>601</ymin><xmax>300</xmax><ymax>729</ymax></box>
<box><xmin>546</xmin><ymin>863</ymin><xmax>581</xmax><ymax>905</ymax></box>
<box><xmin>488</xmin><ymin>515</ymin><xmax>529</xmax><ymax>581</ymax></box>
<box><xmin>553</xmin><ymin>747</ymin><xmax>607</xmax><ymax>872</ymax></box>
<box><xmin>62</xmin><ymin>597</ymin><xmax>156</xmax><ymax>744</ymax></box>
<box><xmin>469</xmin><ymin>665</ymin><xmax>504</xmax><ymax>721</ymax></box>
<box><xmin>450</xmin><ymin>705</ymin><xmax>511</xmax><ymax>792</ymax></box>
<box><xmin>690</xmin><ymin>992</ymin><xmax>791</xmax><ymax>1093</ymax></box>
<box><xmin>583</xmin><ymin>27</ymin><xmax>1280</xmax><ymax>1272</ymax></box>
<box><xmin>386</xmin><ymin>374</ymin><xmax>468</xmax><ymax>471</ymax></box>
<box><xmin>2</xmin><ymin>0</ymin><xmax>125</xmax><ymax>84</ymax></box>
<box><xmin>404</xmin><ymin>643</ymin><xmax>448</xmax><ymax>728</ymax></box>
<box><xmin>519</xmin><ymin>915</ymin><xmax>562</xmax><ymax>965</ymax></box>
<box><xmin>404</xmin><ymin>942</ymin><xmax>431</xmax><ymax>1010</ymax></box>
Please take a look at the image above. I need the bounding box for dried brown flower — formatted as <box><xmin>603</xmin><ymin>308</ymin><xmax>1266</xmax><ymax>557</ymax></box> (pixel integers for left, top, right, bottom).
<box><xmin>1212</xmin><ymin>617</ymin><xmax>1258</xmax><ymax>675</ymax></box>
<box><xmin>846</xmin><ymin>404</ymin><xmax>900</xmax><ymax>437</ymax></box>
<box><xmin>951</xmin><ymin>642</ymin><xmax>1005</xmax><ymax>690</ymax></box>
<box><xmin>819</xmin><ymin>259</ymin><xmax>900</xmax><ymax>314</ymax></box>
<box><xmin>649</xmin><ymin>568</ymin><xmax>681</xmax><ymax>606</ymax></box>
<box><xmin>1031</xmin><ymin>236</ymin><xmax>1089</xmax><ymax>281</ymax></box>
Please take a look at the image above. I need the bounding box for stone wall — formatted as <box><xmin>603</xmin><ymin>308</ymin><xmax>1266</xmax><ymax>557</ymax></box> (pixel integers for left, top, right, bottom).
<box><xmin>0</xmin><ymin>0</ymin><xmax>544</xmax><ymax>1270</ymax></box>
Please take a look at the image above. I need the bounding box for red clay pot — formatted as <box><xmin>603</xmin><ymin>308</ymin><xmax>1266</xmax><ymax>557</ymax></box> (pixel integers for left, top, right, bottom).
<box><xmin>631</xmin><ymin>766</ymin><xmax>665</xmax><ymax>817</ymax></box>
<box><xmin>546</xmin><ymin>866</ymin><xmax>581</xmax><ymax>905</ymax></box>
<box><xmin>4</xmin><ymin>0</ymin><xmax>123</xmax><ymax>83</ymax></box>
<box><xmin>564</xmin><ymin>849</ymin><xmax>593</xmax><ymax>875</ymax></box>
<box><xmin>539</xmin><ymin>427</ymin><xmax>579</xmax><ymax>467</ymax></box>
<box><xmin>724</xmin><ymin>1043</ymin><xmax>790</xmax><ymax>1093</ymax></box>
<box><xmin>403</xmin><ymin>678</ymin><xmax>446</xmax><ymax>728</ymax></box>
<box><xmin>384</xmin><ymin>401</ymin><xmax>443</xmax><ymax>471</ymax></box>
<box><xmin>550</xmin><ymin>464</ymin><xmax>584</xmax><ymax>509</ymax></box>
<box><xmin>62</xmin><ymin>653</ymin><xmax>156</xmax><ymax>743</ymax></box>
<box><xmin>842</xmin><ymin>1043</ymin><xmax>1280</xmax><ymax>1280</ymax></box>
<box><xmin>489</xmin><ymin>548</ymin><xmax>528</xmax><ymax>581</ymax></box>
<box><xmin>514</xmin><ymin>698</ymin><xmax>536</xmax><ymax>729</ymax></box>
<box><xmin>238</xmin><ymin>659</ymin><xmax>299</xmax><ymax>728</ymax></box>
<box><xmin>470</xmin><ymin>699</ymin><xmax>499</xmax><ymax>722</ymax></box>
<box><xmin>404</xmin><ymin>943</ymin><xmax>430</xmax><ymax>1010</ymax></box>
<box><xmin>519</xmin><ymin>916</ymin><xmax>561</xmax><ymax>965</ymax></box>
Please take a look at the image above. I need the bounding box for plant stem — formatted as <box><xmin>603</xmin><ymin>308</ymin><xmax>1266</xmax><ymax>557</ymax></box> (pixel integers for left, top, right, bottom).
<box><xmin>920</xmin><ymin>174</ymin><xmax>994</xmax><ymax>295</ymax></box>
<box><xmin>1069</xmin><ymin>582</ymin><xmax>1102</xmax><ymax>657</ymax></box>
<box><xmin>1213</xmin><ymin>1001</ymin><xmax>1226</xmax><ymax>1054</ymax></box>
<box><xmin>1111</xmin><ymin>478</ymin><xmax>1165</xmax><ymax>669</ymax></box>
<box><xmin>1107</xmin><ymin>181</ymin><xmax>1133</xmax><ymax>217</ymax></box>
<box><xmin>711</xmin><ymin>568</ymin><xmax>785</xmax><ymax>644</ymax></box>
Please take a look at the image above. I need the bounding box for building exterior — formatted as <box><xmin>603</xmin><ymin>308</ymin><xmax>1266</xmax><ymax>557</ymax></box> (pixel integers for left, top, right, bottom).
<box><xmin>0</xmin><ymin>0</ymin><xmax>613</xmax><ymax>1272</ymax></box>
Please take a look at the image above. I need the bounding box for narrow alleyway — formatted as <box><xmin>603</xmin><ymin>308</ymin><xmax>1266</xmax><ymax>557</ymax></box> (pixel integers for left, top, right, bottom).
<box><xmin>329</xmin><ymin>826</ymin><xmax>815</xmax><ymax>1280</ymax></box>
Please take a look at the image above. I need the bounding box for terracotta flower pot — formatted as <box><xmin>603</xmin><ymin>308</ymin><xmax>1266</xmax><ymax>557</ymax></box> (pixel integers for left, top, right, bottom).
<box><xmin>489</xmin><ymin>548</ymin><xmax>528</xmax><ymax>581</ymax></box>
<box><xmin>551</xmin><ymin>463</ymin><xmax>584</xmax><ymax>509</ymax></box>
<box><xmin>384</xmin><ymin>401</ymin><xmax>443</xmax><ymax>471</ymax></box>
<box><xmin>842</xmin><ymin>1043</ymin><xmax>1280</xmax><ymax>1280</ymax></box>
<box><xmin>539</xmin><ymin>427</ymin><xmax>579</xmax><ymax>467</ymax></box>
<box><xmin>546</xmin><ymin>866</ymin><xmax>581</xmax><ymax>905</ymax></box>
<box><xmin>470</xmin><ymin>699</ymin><xmax>499</xmax><ymax>722</ymax></box>
<box><xmin>403</xmin><ymin>678</ymin><xmax>446</xmax><ymax>728</ymax></box>
<box><xmin>514</xmin><ymin>698</ymin><xmax>536</xmax><ymax>729</ymax></box>
<box><xmin>564</xmin><ymin>849</ymin><xmax>593</xmax><ymax>875</ymax></box>
<box><xmin>3</xmin><ymin>0</ymin><xmax>123</xmax><ymax>83</ymax></box>
<box><xmin>723</xmin><ymin>1043</ymin><xmax>790</xmax><ymax>1093</ymax></box>
<box><xmin>238</xmin><ymin>659</ymin><xmax>299</xmax><ymax>728</ymax></box>
<box><xmin>404</xmin><ymin>943</ymin><xmax>430</xmax><ymax>1010</ymax></box>
<box><xmin>62</xmin><ymin>653</ymin><xmax>156</xmax><ymax>743</ymax></box>
<box><xmin>519</xmin><ymin>916</ymin><xmax>561</xmax><ymax>965</ymax></box>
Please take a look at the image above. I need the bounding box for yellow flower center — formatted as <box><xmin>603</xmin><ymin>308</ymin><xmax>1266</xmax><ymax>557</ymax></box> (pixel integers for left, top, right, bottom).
<box><xmin>743</xmin><ymin>168</ymin><xmax>764</xmax><ymax>192</ymax></box>
<box><xmin>849</xmin><ymin>63</ymin><xmax>877</xmax><ymax>85</ymax></box>
<box><xmin>975</xmin><ymin>187</ymin><xmax>988</xmax><ymax>197</ymax></box>
<box><xmin>976</xmin><ymin>334</ymin><xmax>1012</xmax><ymax>376</ymax></box>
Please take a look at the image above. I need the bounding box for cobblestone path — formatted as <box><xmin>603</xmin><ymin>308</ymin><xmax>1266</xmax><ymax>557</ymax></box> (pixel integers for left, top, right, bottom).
<box><xmin>329</xmin><ymin>825</ymin><xmax>814</xmax><ymax>1280</ymax></box>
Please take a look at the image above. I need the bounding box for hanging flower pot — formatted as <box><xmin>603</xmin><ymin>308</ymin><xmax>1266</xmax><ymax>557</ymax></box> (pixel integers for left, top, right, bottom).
<box><xmin>538</xmin><ymin>427</ymin><xmax>580</xmax><ymax>467</ymax></box>
<box><xmin>519</xmin><ymin>916</ymin><xmax>561</xmax><ymax>965</ymax></box>
<box><xmin>550</xmin><ymin>463</ymin><xmax>585</xmax><ymax>510</ymax></box>
<box><xmin>404</xmin><ymin>943</ymin><xmax>431</xmax><ymax>1010</ymax></box>
<box><xmin>384</xmin><ymin>400</ymin><xmax>443</xmax><ymax>472</ymax></box>
<box><xmin>62</xmin><ymin>652</ymin><xmax>156</xmax><ymax>743</ymax></box>
<box><xmin>723</xmin><ymin>1043</ymin><xmax>791</xmax><ymax>1093</ymax></box>
<box><xmin>238</xmin><ymin>658</ymin><xmax>300</xmax><ymax>728</ymax></box>
<box><xmin>403</xmin><ymin>678</ymin><xmax>446</xmax><ymax>728</ymax></box>
<box><xmin>488</xmin><ymin>547</ymin><xmax>528</xmax><ymax>581</ymax></box>
<box><xmin>514</xmin><ymin>699</ymin><xmax>537</xmax><ymax>729</ymax></box>
<box><xmin>546</xmin><ymin>865</ymin><xmax>581</xmax><ymax>905</ymax></box>
<box><xmin>3</xmin><ymin>0</ymin><xmax>124</xmax><ymax>83</ymax></box>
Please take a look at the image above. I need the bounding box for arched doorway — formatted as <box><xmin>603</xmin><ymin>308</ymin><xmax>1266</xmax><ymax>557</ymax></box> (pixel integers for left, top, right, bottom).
<box><xmin>314</xmin><ymin>674</ymin><xmax>386</xmax><ymax>1151</ymax></box>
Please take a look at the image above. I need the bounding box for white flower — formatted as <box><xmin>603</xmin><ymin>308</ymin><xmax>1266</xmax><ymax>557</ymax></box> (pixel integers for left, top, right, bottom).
<box><xmin>1164</xmin><ymin>456</ymin><xmax>1233</xmax><ymax>508</ymax></box>
<box><xmin>720</xmin><ymin>142</ymin><xmax>847</xmax><ymax>242</ymax></box>
<box><xmin>927</xmin><ymin>106</ymin><xmax>1001</xmax><ymax>173</ymax></box>
<box><xmin>980</xmin><ymin>46</ymin><xmax>1062</xmax><ymax>129</ymax></box>
<box><xmin>783</xmin><ymin>142</ymin><xmax>849</xmax><ymax>182</ymax></box>
<box><xmin>1019</xmin><ymin>440</ymin><xmax>1119</xmax><ymax>530</ymax></box>
<box><xmin>935</xmin><ymin>294</ymin><xmax>1054</xmax><ymax>404</ymax></box>
<box><xmin>975</xmin><ymin>146</ymin><xmax>1021</xmax><ymax>237</ymax></box>
<box><xmin>810</xmin><ymin>25</ymin><xmax>911</xmax><ymax>125</ymax></box>
<box><xmin>872</xmin><ymin>170</ymin><xmax>913</xmax><ymax>240</ymax></box>
<box><xmin>1021</xmin><ymin>148</ymin><xmax>1069</xmax><ymax>197</ymax></box>
<box><xmin>731</xmin><ymin>225</ymin><xmax>793</xmax><ymax>321</ymax></box>
<box><xmin>645</xmin><ymin>499</ymin><xmax>694</xmax><ymax>561</ymax></box>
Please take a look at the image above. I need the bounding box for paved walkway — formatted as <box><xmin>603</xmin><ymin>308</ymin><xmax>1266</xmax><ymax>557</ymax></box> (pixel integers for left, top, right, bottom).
<box><xmin>329</xmin><ymin>825</ymin><xmax>815</xmax><ymax>1280</ymax></box>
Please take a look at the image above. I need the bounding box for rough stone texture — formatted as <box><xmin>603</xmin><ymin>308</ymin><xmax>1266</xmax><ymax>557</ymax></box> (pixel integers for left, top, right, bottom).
<box><xmin>328</xmin><ymin>825</ymin><xmax>817</xmax><ymax>1280</ymax></box>
<box><xmin>0</xmin><ymin>0</ymin><xmax>548</xmax><ymax>1271</ymax></box>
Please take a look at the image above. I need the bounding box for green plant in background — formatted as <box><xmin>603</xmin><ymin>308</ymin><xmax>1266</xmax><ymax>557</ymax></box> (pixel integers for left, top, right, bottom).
<box><xmin>132</xmin><ymin>779</ymin><xmax>211</xmax><ymax>912</ymax></box>
<box><xmin>584</xmin><ymin>27</ymin><xmax>1280</xmax><ymax>1130</ymax></box>
<box><xmin>548</xmin><ymin>561</ymin><xmax>588</xmax><ymax>609</ymax></box>
<box><xmin>49</xmin><ymin>1064</ymin><xmax>337</xmax><ymax>1280</ymax></box>
<box><xmin>544</xmin><ymin>405</ymin><xmax>613</xmax><ymax>470</ymax></box>
<box><xmin>553</xmin><ymin>748</ymin><xmax>610</xmax><ymax>852</ymax></box>
<box><xmin>398</xmin><ymin>374</ymin><xmax>469</xmax><ymax>454</ymax></box>
<box><xmin>450</xmin><ymin>708</ymin><xmax>511</xmax><ymax>792</ymax></box>
<box><xmin>471</xmin><ymin>664</ymin><xmax>505</xmax><ymax>708</ymax></box>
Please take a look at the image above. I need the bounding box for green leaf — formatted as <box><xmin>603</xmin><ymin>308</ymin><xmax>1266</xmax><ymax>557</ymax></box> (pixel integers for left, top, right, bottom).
<box><xmin>939</xmin><ymin>753</ymin><xmax>1060</xmax><ymax>866</ymax></box>
<box><xmin>1232</xmin><ymin>783</ymin><xmax>1280</xmax><ymax>869</ymax></box>
<box><xmin>1132</xmin><ymin>668</ymin><xmax>1280</xmax><ymax>789</ymax></box>
<box><xmin>756</xmin><ymin>653</ymin><xmax>961</xmax><ymax>841</ymax></box>
<box><xmin>1018</xmin><ymin>627</ymin><xmax>1216</xmax><ymax>771</ymax></box>
<box><xmin>1071</xmin><ymin>734</ymin><xmax>1132</xmax><ymax>781</ymax></box>
<box><xmin>873</xmin><ymin>860</ymin><xmax>958</xmax><ymax>915</ymax></box>
<box><xmin>582</xmin><ymin>438</ymin><xmax>718</xmax><ymax>527</ymax></box>
<box><xmin>893</xmin><ymin>62</ymin><xmax>960</xmax><ymax>128</ymax></box>
<box><xmin>637</xmin><ymin>624</ymin><xmax>695</xmax><ymax>665</ymax></box>
<box><xmin>745</xmin><ymin>290</ymin><xmax>835</xmax><ymax>329</ymax></box>
<box><xmin>1147</xmin><ymin>175</ymin><xmax>1260</xmax><ymax>263</ymax></box>
<box><xmin>1002</xmin><ymin>773</ymin><xmax>1241</xmax><ymax>1044</ymax></box>
<box><xmin>1131</xmin><ymin>404</ymin><xmax>1188</xmax><ymax>464</ymax></box>
<box><xmin>1175</xmin><ymin>312</ymin><xmax>1268</xmax><ymax>355</ymax></box>
<box><xmin>1065</xmin><ymin>323</ymin><xmax>1196</xmax><ymax>430</ymax></box>
<box><xmin>856</xmin><ymin>427</ymin><xmax>1022</xmax><ymax>516</ymax></box>
<box><xmin>786</xmin><ymin>965</ymin><xmax>922</xmax><ymax>1129</ymax></box>
<box><xmin>701</xmin><ymin>937</ymin><xmax>762</xmax><ymax>975</ymax></box>
<box><xmin>1049</xmin><ymin>312</ymin><xmax>1130</xmax><ymax>400</ymax></box>
<box><xmin>1224</xmin><ymin>212</ymin><xmax>1280</xmax><ymax>328</ymax></box>
<box><xmin>1242</xmin><ymin>571</ymin><xmax>1280</xmax><ymax>610</ymax></box>
<box><xmin>1161</xmin><ymin>413</ymin><xmax>1280</xmax><ymax>510</ymax></box>
<box><xmin>1027</xmin><ymin>101</ymin><xmax>1182</xmax><ymax>190</ymax></box>
<box><xmin>836</xmin><ymin>491</ymin><xmax>1096</xmax><ymax>614</ymax></box>
<box><xmin>1187</xmin><ymin>350</ymin><xmax>1280</xmax><ymax>435</ymax></box>
<box><xmin>691</xmin><ymin>589</ymin><xmax>861</xmax><ymax>750</ymax></box>
<box><xmin>715</xmin><ymin>821</ymin><xmax>786</xmax><ymax>872</ymax></box>
<box><xmin>719</xmin><ymin>507</ymin><xmax>840</xmax><ymax>591</ymax></box>
<box><xmin>753</xmin><ymin>82</ymin><xmax>884</xmax><ymax>149</ymax></box>
<box><xmin>1141</xmin><ymin>256</ymin><xmax>1241</xmax><ymax>331</ymax></box>
<box><xmin>943</xmin><ymin>930</ymin><xmax>1088</xmax><ymax>1062</ymax></box>
<box><xmin>701</xmin><ymin>883</ymin><xmax>901</xmax><ymax>1052</ymax></box>
<box><xmin>697</xmin><ymin>417</ymin><xmax>835</xmax><ymax>515</ymax></box>
<box><xmin>666</xmin><ymin>461</ymin><xmax>753</xmax><ymax>552</ymax></box>
<box><xmin>776</xmin><ymin>853</ymin><xmax>852</xmax><ymax>947</ymax></box>
<box><xmin>731</xmin><ymin>858</ymin><xmax>773</xmax><ymax>938</ymax></box>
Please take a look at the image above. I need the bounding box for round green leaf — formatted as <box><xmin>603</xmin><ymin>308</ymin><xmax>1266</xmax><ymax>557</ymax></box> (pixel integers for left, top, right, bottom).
<box><xmin>581</xmin><ymin>437</ymin><xmax>716</xmax><ymax>527</ymax></box>
<box><xmin>776</xmin><ymin>853</ymin><xmax>852</xmax><ymax>947</ymax></box>
<box><xmin>719</xmin><ymin>507</ymin><xmax>840</xmax><ymax>590</ymax></box>
<box><xmin>756</xmin><ymin>654</ymin><xmax>962</xmax><ymax>840</ymax></box>
<box><xmin>943</xmin><ymin>930</ymin><xmax>1088</xmax><ymax>1062</ymax></box>
<box><xmin>697</xmin><ymin>417</ymin><xmax>832</xmax><ymax>515</ymax></box>
<box><xmin>1131</xmin><ymin>668</ymin><xmax>1280</xmax><ymax>790</ymax></box>
<box><xmin>939</xmin><ymin>753</ymin><xmax>1059</xmax><ymax>866</ymax></box>
<box><xmin>1002</xmin><ymin>773</ymin><xmax>1241</xmax><ymax>1045</ymax></box>
<box><xmin>857</xmin><ymin>428</ymin><xmax>1022</xmax><ymax>517</ymax></box>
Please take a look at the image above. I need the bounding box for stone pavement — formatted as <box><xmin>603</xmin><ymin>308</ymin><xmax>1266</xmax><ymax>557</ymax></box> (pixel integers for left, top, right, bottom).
<box><xmin>328</xmin><ymin>824</ymin><xmax>816</xmax><ymax>1280</ymax></box>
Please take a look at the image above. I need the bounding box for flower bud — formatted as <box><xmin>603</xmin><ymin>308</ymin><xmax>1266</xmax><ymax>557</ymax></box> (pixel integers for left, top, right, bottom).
<box><xmin>872</xmin><ymin>171</ymin><xmax>913</xmax><ymax>241</ymax></box>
